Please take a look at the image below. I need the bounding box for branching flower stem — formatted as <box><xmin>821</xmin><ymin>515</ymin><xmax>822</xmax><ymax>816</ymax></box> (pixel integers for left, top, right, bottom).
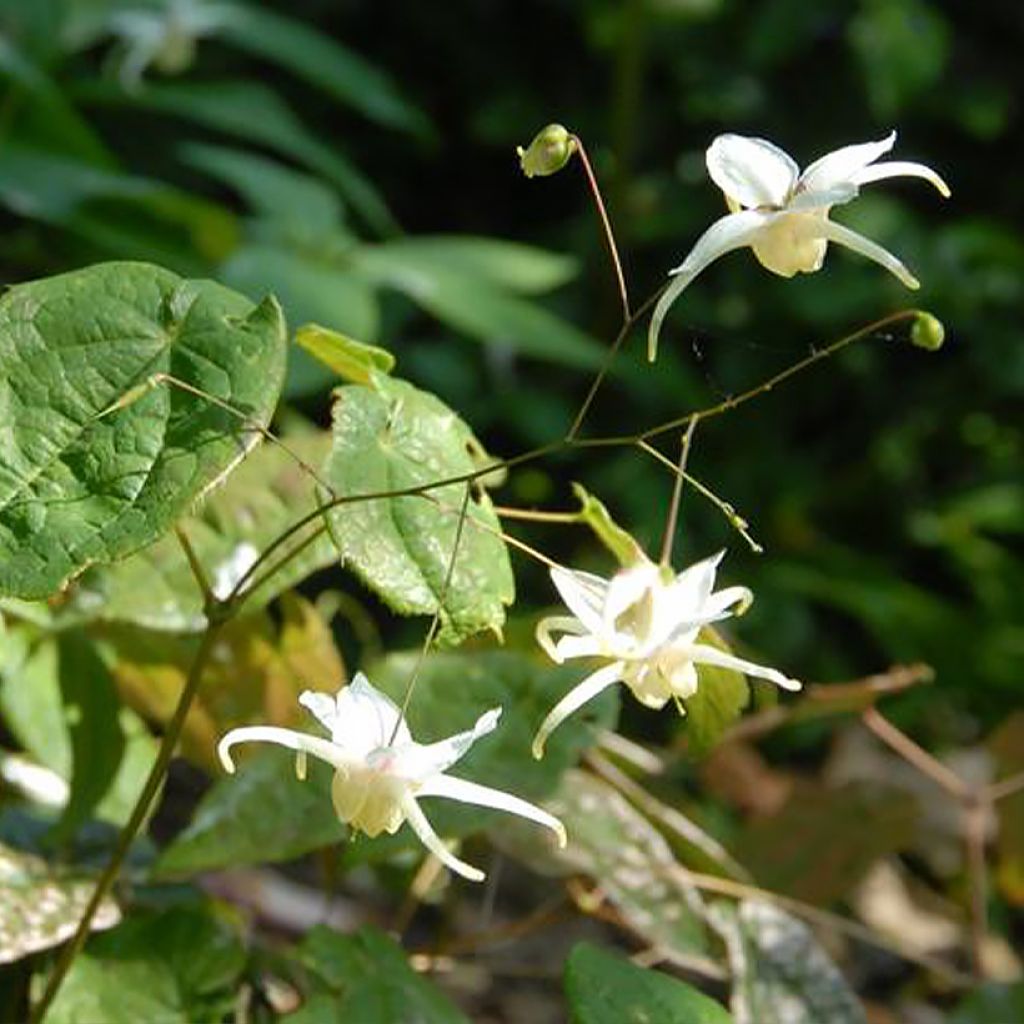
<box><xmin>31</xmin><ymin>297</ymin><xmax>924</xmax><ymax>1017</ymax></box>
<box><xmin>862</xmin><ymin>705</ymin><xmax>1024</xmax><ymax>979</ymax></box>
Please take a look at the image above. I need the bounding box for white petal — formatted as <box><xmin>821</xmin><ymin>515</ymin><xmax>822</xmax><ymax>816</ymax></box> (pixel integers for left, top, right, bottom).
<box><xmin>389</xmin><ymin>707</ymin><xmax>502</xmax><ymax>781</ymax></box>
<box><xmin>602</xmin><ymin>562</ymin><xmax>659</xmax><ymax>633</ymax></box>
<box><xmin>333</xmin><ymin>673</ymin><xmax>410</xmax><ymax>753</ymax></box>
<box><xmin>649</xmin><ymin>209</ymin><xmax>776</xmax><ymax>361</ymax></box>
<box><xmin>667</xmin><ymin>550</ymin><xmax>724</xmax><ymax>613</ymax></box>
<box><xmin>298</xmin><ymin>690</ymin><xmax>338</xmax><ymax>734</ymax></box>
<box><xmin>816</xmin><ymin>218</ymin><xmax>920</xmax><ymax>289</ymax></box>
<box><xmin>799</xmin><ymin>131</ymin><xmax>897</xmax><ymax>192</ymax></box>
<box><xmin>706</xmin><ymin>134</ymin><xmax>799</xmax><ymax>208</ymax></box>
<box><xmin>550</xmin><ymin>567</ymin><xmax>609</xmax><ymax>634</ymax></box>
<box><xmin>217</xmin><ymin>726</ymin><xmax>348</xmax><ymax>774</ymax></box>
<box><xmin>532</xmin><ymin>661</ymin><xmax>624</xmax><ymax>759</ymax></box>
<box><xmin>418</xmin><ymin>774</ymin><xmax>567</xmax><ymax>847</ymax></box>
<box><xmin>536</xmin><ymin>615</ymin><xmax>587</xmax><ymax>663</ymax></box>
<box><xmin>689</xmin><ymin>642</ymin><xmax>802</xmax><ymax>691</ymax></box>
<box><xmin>401</xmin><ymin>793</ymin><xmax>484</xmax><ymax>882</ymax></box>
<box><xmin>850</xmin><ymin>161</ymin><xmax>950</xmax><ymax>198</ymax></box>
<box><xmin>787</xmin><ymin>183</ymin><xmax>859</xmax><ymax>213</ymax></box>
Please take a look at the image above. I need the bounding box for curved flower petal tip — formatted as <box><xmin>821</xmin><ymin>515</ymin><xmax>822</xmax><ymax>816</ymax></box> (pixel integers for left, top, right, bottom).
<box><xmin>649</xmin><ymin>129</ymin><xmax>948</xmax><ymax>359</ymax></box>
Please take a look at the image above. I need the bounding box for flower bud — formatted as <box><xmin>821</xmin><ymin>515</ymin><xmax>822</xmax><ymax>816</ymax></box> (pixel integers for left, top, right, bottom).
<box><xmin>517</xmin><ymin>124</ymin><xmax>577</xmax><ymax>178</ymax></box>
<box><xmin>910</xmin><ymin>311</ymin><xmax>945</xmax><ymax>351</ymax></box>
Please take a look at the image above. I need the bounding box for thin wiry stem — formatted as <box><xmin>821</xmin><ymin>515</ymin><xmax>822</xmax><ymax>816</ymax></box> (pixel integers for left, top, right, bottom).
<box><xmin>637</xmin><ymin>439</ymin><xmax>762</xmax><ymax>553</ymax></box>
<box><xmin>862</xmin><ymin>706</ymin><xmax>969</xmax><ymax>799</ymax></box>
<box><xmin>572</xmin><ymin>135</ymin><xmax>631</xmax><ymax>322</ymax></box>
<box><xmin>659</xmin><ymin>417</ymin><xmax>697</xmax><ymax>567</ymax></box>
<box><xmin>389</xmin><ymin>484</ymin><xmax>473</xmax><ymax>744</ymax></box>
<box><xmin>564</xmin><ymin>288</ymin><xmax>663</xmax><ymax>442</ymax></box>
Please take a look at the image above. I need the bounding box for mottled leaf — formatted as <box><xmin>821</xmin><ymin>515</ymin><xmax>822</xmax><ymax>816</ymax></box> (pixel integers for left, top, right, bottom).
<box><xmin>565</xmin><ymin>942</ymin><xmax>733</xmax><ymax>1024</ymax></box>
<box><xmin>0</xmin><ymin>841</ymin><xmax>120</xmax><ymax>964</ymax></box>
<box><xmin>709</xmin><ymin>900</ymin><xmax>867</xmax><ymax>1024</ymax></box>
<box><xmin>495</xmin><ymin>771</ymin><xmax>711</xmax><ymax>968</ymax></box>
<box><xmin>0</xmin><ymin>262</ymin><xmax>286</xmax><ymax>600</ymax></box>
<box><xmin>324</xmin><ymin>375</ymin><xmax>514</xmax><ymax>644</ymax></box>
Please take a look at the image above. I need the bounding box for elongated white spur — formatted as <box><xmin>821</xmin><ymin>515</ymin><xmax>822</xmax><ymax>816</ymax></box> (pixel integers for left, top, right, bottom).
<box><xmin>648</xmin><ymin>130</ymin><xmax>950</xmax><ymax>360</ymax></box>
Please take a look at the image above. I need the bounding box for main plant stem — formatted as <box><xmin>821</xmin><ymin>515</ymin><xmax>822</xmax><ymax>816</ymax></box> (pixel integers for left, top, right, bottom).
<box><xmin>31</xmin><ymin>614</ymin><xmax>230</xmax><ymax>1021</ymax></box>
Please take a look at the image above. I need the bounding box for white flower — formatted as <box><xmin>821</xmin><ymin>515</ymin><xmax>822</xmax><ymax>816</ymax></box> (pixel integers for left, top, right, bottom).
<box><xmin>648</xmin><ymin>131</ymin><xmax>950</xmax><ymax>360</ymax></box>
<box><xmin>218</xmin><ymin>673</ymin><xmax>566</xmax><ymax>882</ymax></box>
<box><xmin>533</xmin><ymin>552</ymin><xmax>800</xmax><ymax>757</ymax></box>
<box><xmin>108</xmin><ymin>0</ymin><xmax>233</xmax><ymax>91</ymax></box>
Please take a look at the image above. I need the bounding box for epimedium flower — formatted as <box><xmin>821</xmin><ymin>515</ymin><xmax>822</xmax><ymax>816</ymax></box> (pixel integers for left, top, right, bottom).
<box><xmin>218</xmin><ymin>673</ymin><xmax>566</xmax><ymax>882</ymax></box>
<box><xmin>532</xmin><ymin>551</ymin><xmax>800</xmax><ymax>757</ymax></box>
<box><xmin>648</xmin><ymin>131</ymin><xmax>950</xmax><ymax>360</ymax></box>
<box><xmin>107</xmin><ymin>0</ymin><xmax>233</xmax><ymax>92</ymax></box>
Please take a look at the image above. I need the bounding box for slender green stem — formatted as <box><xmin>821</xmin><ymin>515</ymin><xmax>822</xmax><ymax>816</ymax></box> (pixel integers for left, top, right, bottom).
<box><xmin>635</xmin><ymin>309</ymin><xmax>919</xmax><ymax>443</ymax></box>
<box><xmin>659</xmin><ymin>418</ymin><xmax>697</xmax><ymax>567</ymax></box>
<box><xmin>572</xmin><ymin>135</ymin><xmax>631</xmax><ymax>322</ymax></box>
<box><xmin>492</xmin><ymin>505</ymin><xmax>581</xmax><ymax>524</ymax></box>
<box><xmin>637</xmin><ymin>439</ymin><xmax>762</xmax><ymax>553</ymax></box>
<box><xmin>389</xmin><ymin>484</ymin><xmax>473</xmax><ymax>744</ymax></box>
<box><xmin>564</xmin><ymin>288</ymin><xmax>663</xmax><ymax>442</ymax></box>
<box><xmin>31</xmin><ymin>616</ymin><xmax>231</xmax><ymax>1022</ymax></box>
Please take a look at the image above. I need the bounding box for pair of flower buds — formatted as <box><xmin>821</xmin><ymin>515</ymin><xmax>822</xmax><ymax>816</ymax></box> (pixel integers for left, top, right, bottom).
<box><xmin>518</xmin><ymin>125</ymin><xmax>949</xmax><ymax>360</ymax></box>
<box><xmin>219</xmin><ymin>551</ymin><xmax>798</xmax><ymax>881</ymax></box>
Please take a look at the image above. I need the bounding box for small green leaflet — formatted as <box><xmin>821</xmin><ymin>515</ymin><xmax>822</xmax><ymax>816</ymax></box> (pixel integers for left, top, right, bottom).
<box><xmin>0</xmin><ymin>262</ymin><xmax>286</xmax><ymax>600</ymax></box>
<box><xmin>284</xmin><ymin>926</ymin><xmax>468</xmax><ymax>1024</ymax></box>
<box><xmin>323</xmin><ymin>373</ymin><xmax>514</xmax><ymax>645</ymax></box>
<box><xmin>565</xmin><ymin>943</ymin><xmax>733</xmax><ymax>1024</ymax></box>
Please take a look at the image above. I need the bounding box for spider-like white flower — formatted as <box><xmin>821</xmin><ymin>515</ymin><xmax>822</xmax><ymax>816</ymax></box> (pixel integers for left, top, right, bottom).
<box><xmin>108</xmin><ymin>0</ymin><xmax>233</xmax><ymax>92</ymax></box>
<box><xmin>648</xmin><ymin>131</ymin><xmax>950</xmax><ymax>360</ymax></box>
<box><xmin>533</xmin><ymin>552</ymin><xmax>800</xmax><ymax>757</ymax></box>
<box><xmin>218</xmin><ymin>674</ymin><xmax>565</xmax><ymax>882</ymax></box>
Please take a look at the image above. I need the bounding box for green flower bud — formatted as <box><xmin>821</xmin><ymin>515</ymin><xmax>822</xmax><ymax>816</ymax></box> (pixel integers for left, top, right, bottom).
<box><xmin>517</xmin><ymin>124</ymin><xmax>577</xmax><ymax>178</ymax></box>
<box><xmin>910</xmin><ymin>311</ymin><xmax>945</xmax><ymax>351</ymax></box>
